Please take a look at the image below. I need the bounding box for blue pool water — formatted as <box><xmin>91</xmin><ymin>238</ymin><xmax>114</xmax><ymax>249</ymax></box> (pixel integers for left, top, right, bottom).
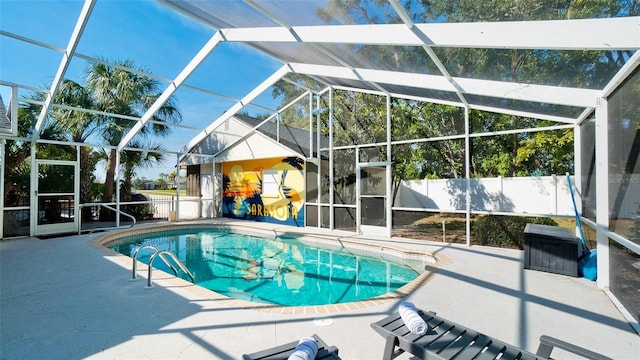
<box><xmin>109</xmin><ymin>228</ymin><xmax>424</xmax><ymax>306</ymax></box>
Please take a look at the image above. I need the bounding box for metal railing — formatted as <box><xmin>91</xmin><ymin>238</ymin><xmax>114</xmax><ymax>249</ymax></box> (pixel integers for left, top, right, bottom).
<box><xmin>129</xmin><ymin>244</ymin><xmax>195</xmax><ymax>289</ymax></box>
<box><xmin>78</xmin><ymin>203</ymin><xmax>136</xmax><ymax>234</ymax></box>
<box><xmin>130</xmin><ymin>245</ymin><xmax>179</xmax><ymax>281</ymax></box>
<box><xmin>145</xmin><ymin>250</ymin><xmax>195</xmax><ymax>289</ymax></box>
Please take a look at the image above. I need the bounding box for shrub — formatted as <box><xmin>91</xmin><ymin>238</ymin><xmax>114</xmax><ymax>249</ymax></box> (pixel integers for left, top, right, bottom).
<box><xmin>471</xmin><ymin>215</ymin><xmax>558</xmax><ymax>249</ymax></box>
<box><xmin>631</xmin><ymin>205</ymin><xmax>640</xmax><ymax>242</ymax></box>
<box><xmin>120</xmin><ymin>193</ymin><xmax>155</xmax><ymax>220</ymax></box>
<box><xmin>99</xmin><ymin>193</ymin><xmax>154</xmax><ymax>221</ymax></box>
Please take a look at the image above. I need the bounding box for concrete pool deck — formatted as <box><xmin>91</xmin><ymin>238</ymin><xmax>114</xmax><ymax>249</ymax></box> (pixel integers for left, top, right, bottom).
<box><xmin>1</xmin><ymin>219</ymin><xmax>638</xmax><ymax>359</ymax></box>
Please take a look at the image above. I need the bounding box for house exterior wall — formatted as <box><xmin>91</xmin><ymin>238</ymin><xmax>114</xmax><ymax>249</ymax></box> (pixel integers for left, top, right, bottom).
<box><xmin>183</xmin><ymin>117</ymin><xmax>301</xmax><ymax>165</ymax></box>
<box><xmin>200</xmin><ymin>163</ymin><xmax>215</xmax><ymax>218</ymax></box>
<box><xmin>221</xmin><ymin>157</ymin><xmax>305</xmax><ymax>226</ymax></box>
<box><xmin>214</xmin><ymin>135</ymin><xmax>300</xmax><ymax>163</ymax></box>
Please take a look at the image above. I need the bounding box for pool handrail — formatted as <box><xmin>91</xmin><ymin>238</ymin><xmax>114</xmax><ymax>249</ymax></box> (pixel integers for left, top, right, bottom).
<box><xmin>78</xmin><ymin>203</ymin><xmax>136</xmax><ymax>234</ymax></box>
<box><xmin>130</xmin><ymin>245</ymin><xmax>179</xmax><ymax>281</ymax></box>
<box><xmin>146</xmin><ymin>250</ymin><xmax>196</xmax><ymax>289</ymax></box>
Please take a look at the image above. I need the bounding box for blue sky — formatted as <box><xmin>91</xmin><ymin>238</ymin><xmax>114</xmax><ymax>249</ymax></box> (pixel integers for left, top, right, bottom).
<box><xmin>1</xmin><ymin>0</ymin><xmax>285</xmax><ymax>180</ymax></box>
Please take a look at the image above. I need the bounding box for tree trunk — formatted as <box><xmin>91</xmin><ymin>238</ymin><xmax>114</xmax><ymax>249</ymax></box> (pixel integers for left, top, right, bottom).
<box><xmin>100</xmin><ymin>148</ymin><xmax>117</xmax><ymax>221</ymax></box>
<box><xmin>102</xmin><ymin>148</ymin><xmax>117</xmax><ymax>202</ymax></box>
<box><xmin>79</xmin><ymin>146</ymin><xmax>94</xmax><ymax>221</ymax></box>
<box><xmin>121</xmin><ymin>169</ymin><xmax>133</xmax><ymax>202</ymax></box>
<box><xmin>391</xmin><ymin>176</ymin><xmax>400</xmax><ymax>208</ymax></box>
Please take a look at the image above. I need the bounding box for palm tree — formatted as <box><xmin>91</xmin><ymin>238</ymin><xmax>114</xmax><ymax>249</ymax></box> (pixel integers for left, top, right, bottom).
<box><xmin>120</xmin><ymin>140</ymin><xmax>165</xmax><ymax>202</ymax></box>
<box><xmin>167</xmin><ymin>171</ymin><xmax>177</xmax><ymax>187</ymax></box>
<box><xmin>3</xmin><ymin>93</ymin><xmax>73</xmax><ymax>228</ymax></box>
<box><xmin>85</xmin><ymin>59</ymin><xmax>182</xmax><ymax>205</ymax></box>
<box><xmin>51</xmin><ymin>80</ymin><xmax>100</xmax><ymax>219</ymax></box>
<box><xmin>118</xmin><ymin>141</ymin><xmax>166</xmax><ymax>220</ymax></box>
<box><xmin>4</xmin><ymin>95</ymin><xmax>69</xmax><ymax>189</ymax></box>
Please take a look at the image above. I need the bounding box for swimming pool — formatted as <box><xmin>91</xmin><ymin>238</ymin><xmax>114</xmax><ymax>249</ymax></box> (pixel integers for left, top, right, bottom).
<box><xmin>106</xmin><ymin>225</ymin><xmax>432</xmax><ymax>307</ymax></box>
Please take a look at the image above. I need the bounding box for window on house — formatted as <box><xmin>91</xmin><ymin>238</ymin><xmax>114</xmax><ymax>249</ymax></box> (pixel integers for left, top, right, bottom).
<box><xmin>262</xmin><ymin>169</ymin><xmax>280</xmax><ymax>197</ymax></box>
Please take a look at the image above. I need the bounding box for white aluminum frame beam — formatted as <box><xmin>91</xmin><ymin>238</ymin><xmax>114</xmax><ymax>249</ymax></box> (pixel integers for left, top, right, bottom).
<box><xmin>389</xmin><ymin>0</ymin><xmax>469</xmax><ymax>107</ymax></box>
<box><xmin>8</xmin><ymin>86</ymin><xmax>18</xmax><ymax>135</ymax></box>
<box><xmin>595</xmin><ymin>98</ymin><xmax>609</xmax><ymax>289</ymax></box>
<box><xmin>0</xmin><ymin>97</ymin><xmax>205</xmax><ymax>133</ymax></box>
<box><xmin>0</xmin><ymin>80</ymin><xmax>49</xmax><ymax>96</ymax></box>
<box><xmin>469</xmin><ymin>104</ymin><xmax>580</xmax><ymax>124</ymax></box>
<box><xmin>601</xmin><ymin>51</ymin><xmax>640</xmax><ymax>99</ymax></box>
<box><xmin>33</xmin><ymin>0</ymin><xmax>95</xmax><ymax>138</ymax></box>
<box><xmin>51</xmin><ymin>102</ymin><xmax>205</xmax><ymax>131</ymax></box>
<box><xmin>221</xmin><ymin>17</ymin><xmax>639</xmax><ymax>50</ymax></box>
<box><xmin>0</xmin><ymin>30</ymin><xmax>276</xmax><ymax>114</ymax></box>
<box><xmin>117</xmin><ymin>32</ymin><xmax>224</xmax><ymax>150</ymax></box>
<box><xmin>318</xmin><ymin>83</ymin><xmax>579</xmax><ymax>124</ymax></box>
<box><xmin>181</xmin><ymin>64</ymin><xmax>291</xmax><ymax>154</ymax></box>
<box><xmin>244</xmin><ymin>0</ymin><xmax>391</xmax><ymax>96</ymax></box>
<box><xmin>289</xmin><ymin>63</ymin><xmax>599</xmax><ymax>108</ymax></box>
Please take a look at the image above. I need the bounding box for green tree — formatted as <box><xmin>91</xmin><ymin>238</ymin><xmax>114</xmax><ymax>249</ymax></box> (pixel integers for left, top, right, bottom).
<box><xmin>120</xmin><ymin>141</ymin><xmax>165</xmax><ymax>202</ymax></box>
<box><xmin>85</xmin><ymin>59</ymin><xmax>182</xmax><ymax>204</ymax></box>
<box><xmin>166</xmin><ymin>171</ymin><xmax>178</xmax><ymax>189</ymax></box>
<box><xmin>323</xmin><ymin>90</ymin><xmax>388</xmax><ymax>205</ymax></box>
<box><xmin>271</xmin><ymin>74</ymin><xmax>324</xmax><ymax>129</ymax></box>
<box><xmin>4</xmin><ymin>95</ymin><xmax>71</xmax><ymax>198</ymax></box>
<box><xmin>389</xmin><ymin>100</ymin><xmax>465</xmax><ymax>203</ymax></box>
<box><xmin>51</xmin><ymin>79</ymin><xmax>102</xmax><ymax>217</ymax></box>
<box><xmin>133</xmin><ymin>177</ymin><xmax>146</xmax><ymax>190</ymax></box>
<box><xmin>312</xmin><ymin>0</ymin><xmax>636</xmax><ymax>178</ymax></box>
<box><xmin>516</xmin><ymin>124</ymin><xmax>575</xmax><ymax>176</ymax></box>
<box><xmin>266</xmin><ymin>0</ymin><xmax>639</xmax><ymax>216</ymax></box>
<box><xmin>155</xmin><ymin>178</ymin><xmax>168</xmax><ymax>190</ymax></box>
<box><xmin>407</xmin><ymin>102</ymin><xmax>465</xmax><ymax>178</ymax></box>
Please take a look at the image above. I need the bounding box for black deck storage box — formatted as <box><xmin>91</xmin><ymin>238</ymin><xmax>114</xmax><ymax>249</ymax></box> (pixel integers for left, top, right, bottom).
<box><xmin>523</xmin><ymin>223</ymin><xmax>584</xmax><ymax>277</ymax></box>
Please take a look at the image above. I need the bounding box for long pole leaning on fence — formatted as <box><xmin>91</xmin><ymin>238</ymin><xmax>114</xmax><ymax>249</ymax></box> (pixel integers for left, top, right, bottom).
<box><xmin>567</xmin><ymin>173</ymin><xmax>587</xmax><ymax>251</ymax></box>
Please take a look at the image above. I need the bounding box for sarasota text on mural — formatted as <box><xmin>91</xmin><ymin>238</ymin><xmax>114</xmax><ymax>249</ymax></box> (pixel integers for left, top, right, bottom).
<box><xmin>248</xmin><ymin>202</ymin><xmax>299</xmax><ymax>220</ymax></box>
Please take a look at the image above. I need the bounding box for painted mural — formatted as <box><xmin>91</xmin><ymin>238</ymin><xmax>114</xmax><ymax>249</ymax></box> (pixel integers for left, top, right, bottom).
<box><xmin>222</xmin><ymin>157</ymin><xmax>304</xmax><ymax>226</ymax></box>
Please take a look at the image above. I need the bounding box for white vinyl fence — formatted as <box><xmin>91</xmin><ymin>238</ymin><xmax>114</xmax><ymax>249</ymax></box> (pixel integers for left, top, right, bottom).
<box><xmin>142</xmin><ymin>175</ymin><xmax>640</xmax><ymax>221</ymax></box>
<box><xmin>395</xmin><ymin>175</ymin><xmax>639</xmax><ymax>218</ymax></box>
<box><xmin>145</xmin><ymin>195</ymin><xmax>201</xmax><ymax>220</ymax></box>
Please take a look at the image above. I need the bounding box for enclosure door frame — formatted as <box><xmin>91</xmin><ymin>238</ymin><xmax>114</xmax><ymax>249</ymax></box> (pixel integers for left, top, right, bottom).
<box><xmin>357</xmin><ymin>162</ymin><xmax>391</xmax><ymax>237</ymax></box>
<box><xmin>32</xmin><ymin>158</ymin><xmax>79</xmax><ymax>236</ymax></box>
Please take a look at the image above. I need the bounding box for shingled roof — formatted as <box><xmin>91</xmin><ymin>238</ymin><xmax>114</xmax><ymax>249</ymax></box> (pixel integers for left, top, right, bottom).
<box><xmin>233</xmin><ymin>113</ymin><xmax>327</xmax><ymax>158</ymax></box>
<box><xmin>0</xmin><ymin>94</ymin><xmax>11</xmax><ymax>133</ymax></box>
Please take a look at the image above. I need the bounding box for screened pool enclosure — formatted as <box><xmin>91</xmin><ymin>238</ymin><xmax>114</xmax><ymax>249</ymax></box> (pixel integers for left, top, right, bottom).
<box><xmin>1</xmin><ymin>1</ymin><xmax>638</xmax><ymax>328</ymax></box>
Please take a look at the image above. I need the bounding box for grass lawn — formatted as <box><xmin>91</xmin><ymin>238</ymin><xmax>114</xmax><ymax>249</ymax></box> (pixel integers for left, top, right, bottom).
<box><xmin>392</xmin><ymin>212</ymin><xmax>586</xmax><ymax>249</ymax></box>
<box><xmin>137</xmin><ymin>189</ymin><xmax>186</xmax><ymax>196</ymax></box>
